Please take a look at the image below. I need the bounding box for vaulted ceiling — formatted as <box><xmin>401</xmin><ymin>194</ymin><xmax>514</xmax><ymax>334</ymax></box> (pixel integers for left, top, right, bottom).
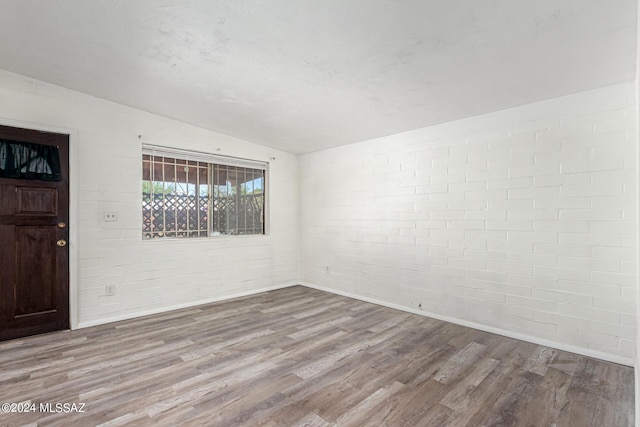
<box><xmin>0</xmin><ymin>1</ymin><xmax>636</xmax><ymax>153</ymax></box>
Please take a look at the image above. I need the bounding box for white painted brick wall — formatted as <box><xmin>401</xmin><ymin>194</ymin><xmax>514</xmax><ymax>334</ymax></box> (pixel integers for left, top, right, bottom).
<box><xmin>300</xmin><ymin>83</ymin><xmax>637</xmax><ymax>360</ymax></box>
<box><xmin>0</xmin><ymin>70</ymin><xmax>299</xmax><ymax>326</ymax></box>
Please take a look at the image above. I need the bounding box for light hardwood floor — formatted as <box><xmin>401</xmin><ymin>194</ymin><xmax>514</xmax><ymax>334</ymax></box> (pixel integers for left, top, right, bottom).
<box><xmin>0</xmin><ymin>286</ymin><xmax>634</xmax><ymax>426</ymax></box>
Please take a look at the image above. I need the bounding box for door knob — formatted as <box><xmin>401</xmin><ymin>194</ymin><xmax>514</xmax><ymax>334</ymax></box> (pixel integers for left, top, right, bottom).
<box><xmin>56</xmin><ymin>239</ymin><xmax>67</xmax><ymax>247</ymax></box>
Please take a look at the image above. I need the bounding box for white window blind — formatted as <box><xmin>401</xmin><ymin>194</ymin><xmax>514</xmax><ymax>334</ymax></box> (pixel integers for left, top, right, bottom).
<box><xmin>142</xmin><ymin>144</ymin><xmax>268</xmax><ymax>171</ymax></box>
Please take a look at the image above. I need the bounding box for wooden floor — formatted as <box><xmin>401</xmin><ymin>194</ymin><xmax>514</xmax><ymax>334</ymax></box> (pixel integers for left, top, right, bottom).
<box><xmin>0</xmin><ymin>286</ymin><xmax>634</xmax><ymax>426</ymax></box>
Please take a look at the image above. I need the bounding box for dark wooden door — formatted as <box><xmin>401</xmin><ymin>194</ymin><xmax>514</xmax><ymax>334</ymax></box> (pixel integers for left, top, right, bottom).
<box><xmin>0</xmin><ymin>125</ymin><xmax>69</xmax><ymax>341</ymax></box>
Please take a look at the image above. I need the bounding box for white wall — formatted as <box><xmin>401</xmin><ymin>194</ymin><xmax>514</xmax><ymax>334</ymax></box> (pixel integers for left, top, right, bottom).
<box><xmin>300</xmin><ymin>83</ymin><xmax>637</xmax><ymax>363</ymax></box>
<box><xmin>0</xmin><ymin>70</ymin><xmax>299</xmax><ymax>327</ymax></box>
<box><xmin>635</xmin><ymin>0</ymin><xmax>639</xmax><ymax>418</ymax></box>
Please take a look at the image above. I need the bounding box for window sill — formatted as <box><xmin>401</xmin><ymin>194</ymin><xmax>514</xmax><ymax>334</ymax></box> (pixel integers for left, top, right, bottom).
<box><xmin>141</xmin><ymin>233</ymin><xmax>270</xmax><ymax>243</ymax></box>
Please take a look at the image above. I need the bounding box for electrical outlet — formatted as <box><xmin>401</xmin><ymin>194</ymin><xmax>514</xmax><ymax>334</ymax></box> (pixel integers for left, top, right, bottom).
<box><xmin>104</xmin><ymin>211</ymin><xmax>118</xmax><ymax>222</ymax></box>
<box><xmin>105</xmin><ymin>285</ymin><xmax>115</xmax><ymax>296</ymax></box>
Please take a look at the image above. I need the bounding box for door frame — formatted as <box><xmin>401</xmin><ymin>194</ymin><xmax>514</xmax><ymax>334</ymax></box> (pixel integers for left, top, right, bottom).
<box><xmin>0</xmin><ymin>118</ymin><xmax>79</xmax><ymax>330</ymax></box>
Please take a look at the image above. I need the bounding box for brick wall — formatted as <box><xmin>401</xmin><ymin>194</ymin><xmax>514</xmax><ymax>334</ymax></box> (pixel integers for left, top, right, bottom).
<box><xmin>300</xmin><ymin>83</ymin><xmax>637</xmax><ymax>361</ymax></box>
<box><xmin>0</xmin><ymin>70</ymin><xmax>300</xmax><ymax>327</ymax></box>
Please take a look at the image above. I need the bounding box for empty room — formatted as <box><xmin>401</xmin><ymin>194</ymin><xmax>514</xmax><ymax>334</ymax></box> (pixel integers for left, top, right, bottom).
<box><xmin>0</xmin><ymin>1</ymin><xmax>638</xmax><ymax>426</ymax></box>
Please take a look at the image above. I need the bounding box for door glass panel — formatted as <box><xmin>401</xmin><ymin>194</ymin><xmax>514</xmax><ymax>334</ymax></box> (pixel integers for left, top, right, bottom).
<box><xmin>0</xmin><ymin>139</ymin><xmax>62</xmax><ymax>181</ymax></box>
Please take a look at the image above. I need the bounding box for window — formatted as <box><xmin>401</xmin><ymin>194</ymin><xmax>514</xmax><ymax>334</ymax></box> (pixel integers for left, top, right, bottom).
<box><xmin>0</xmin><ymin>138</ymin><xmax>62</xmax><ymax>181</ymax></box>
<box><xmin>142</xmin><ymin>145</ymin><xmax>266</xmax><ymax>239</ymax></box>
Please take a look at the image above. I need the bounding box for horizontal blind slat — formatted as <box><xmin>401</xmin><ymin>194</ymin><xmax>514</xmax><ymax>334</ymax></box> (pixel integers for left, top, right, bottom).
<box><xmin>142</xmin><ymin>144</ymin><xmax>268</xmax><ymax>170</ymax></box>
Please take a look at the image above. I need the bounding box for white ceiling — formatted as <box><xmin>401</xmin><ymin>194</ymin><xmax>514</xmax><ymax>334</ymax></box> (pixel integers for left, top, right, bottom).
<box><xmin>0</xmin><ymin>1</ymin><xmax>636</xmax><ymax>154</ymax></box>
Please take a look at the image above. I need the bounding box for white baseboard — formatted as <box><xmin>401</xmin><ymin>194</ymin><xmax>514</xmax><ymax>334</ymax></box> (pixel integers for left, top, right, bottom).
<box><xmin>299</xmin><ymin>282</ymin><xmax>634</xmax><ymax>367</ymax></box>
<box><xmin>76</xmin><ymin>281</ymin><xmax>299</xmax><ymax>329</ymax></box>
<box><xmin>76</xmin><ymin>279</ymin><xmax>633</xmax><ymax>367</ymax></box>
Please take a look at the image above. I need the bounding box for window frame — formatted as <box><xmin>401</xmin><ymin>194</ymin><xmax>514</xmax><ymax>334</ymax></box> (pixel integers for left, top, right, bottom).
<box><xmin>142</xmin><ymin>144</ymin><xmax>269</xmax><ymax>240</ymax></box>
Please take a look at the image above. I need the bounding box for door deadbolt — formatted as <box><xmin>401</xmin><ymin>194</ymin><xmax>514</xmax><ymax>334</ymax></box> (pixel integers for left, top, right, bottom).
<box><xmin>56</xmin><ymin>239</ymin><xmax>67</xmax><ymax>247</ymax></box>
<box><xmin>57</xmin><ymin>222</ymin><xmax>67</xmax><ymax>229</ymax></box>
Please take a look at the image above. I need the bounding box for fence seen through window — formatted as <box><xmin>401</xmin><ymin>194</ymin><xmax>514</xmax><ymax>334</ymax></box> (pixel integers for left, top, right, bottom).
<box><xmin>142</xmin><ymin>148</ymin><xmax>266</xmax><ymax>239</ymax></box>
